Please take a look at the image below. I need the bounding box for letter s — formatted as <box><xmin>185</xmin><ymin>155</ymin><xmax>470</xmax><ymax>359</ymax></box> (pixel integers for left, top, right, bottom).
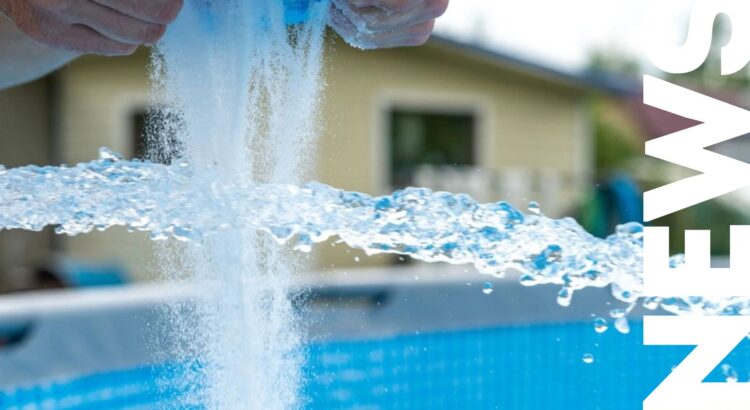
<box><xmin>647</xmin><ymin>0</ymin><xmax>750</xmax><ymax>75</ymax></box>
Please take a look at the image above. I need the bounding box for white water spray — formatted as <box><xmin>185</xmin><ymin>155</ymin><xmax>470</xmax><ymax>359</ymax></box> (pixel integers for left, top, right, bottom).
<box><xmin>1</xmin><ymin>151</ymin><xmax>736</xmax><ymax>321</ymax></box>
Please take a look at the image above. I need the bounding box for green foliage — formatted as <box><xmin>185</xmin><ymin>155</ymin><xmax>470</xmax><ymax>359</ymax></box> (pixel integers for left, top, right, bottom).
<box><xmin>593</xmin><ymin>111</ymin><xmax>639</xmax><ymax>174</ymax></box>
<box><xmin>582</xmin><ymin>29</ymin><xmax>750</xmax><ymax>254</ymax></box>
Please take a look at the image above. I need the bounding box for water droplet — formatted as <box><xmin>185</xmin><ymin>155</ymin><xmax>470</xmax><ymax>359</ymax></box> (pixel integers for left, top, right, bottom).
<box><xmin>528</xmin><ymin>201</ymin><xmax>541</xmax><ymax>215</ymax></box>
<box><xmin>270</xmin><ymin>226</ymin><xmax>293</xmax><ymax>241</ymax></box>
<box><xmin>614</xmin><ymin>316</ymin><xmax>630</xmax><ymax>334</ymax></box>
<box><xmin>582</xmin><ymin>353</ymin><xmax>594</xmax><ymax>364</ymax></box>
<box><xmin>519</xmin><ymin>274</ymin><xmax>535</xmax><ymax>286</ymax></box>
<box><xmin>294</xmin><ymin>234</ymin><xmax>313</xmax><ymax>253</ymax></box>
<box><xmin>722</xmin><ymin>364</ymin><xmax>738</xmax><ymax>383</ymax></box>
<box><xmin>98</xmin><ymin>147</ymin><xmax>123</xmax><ymax>162</ymax></box>
<box><xmin>669</xmin><ymin>254</ymin><xmax>686</xmax><ymax>269</ymax></box>
<box><xmin>149</xmin><ymin>231</ymin><xmax>169</xmax><ymax>241</ymax></box>
<box><xmin>593</xmin><ymin>317</ymin><xmax>608</xmax><ymax>334</ymax></box>
<box><xmin>482</xmin><ymin>282</ymin><xmax>494</xmax><ymax>295</ymax></box>
<box><xmin>609</xmin><ymin>308</ymin><xmax>624</xmax><ymax>318</ymax></box>
<box><xmin>172</xmin><ymin>227</ymin><xmax>194</xmax><ymax>242</ymax></box>
<box><xmin>557</xmin><ymin>287</ymin><xmax>572</xmax><ymax>307</ymax></box>
<box><xmin>615</xmin><ymin>222</ymin><xmax>643</xmax><ymax>239</ymax></box>
<box><xmin>642</xmin><ymin>297</ymin><xmax>660</xmax><ymax>310</ymax></box>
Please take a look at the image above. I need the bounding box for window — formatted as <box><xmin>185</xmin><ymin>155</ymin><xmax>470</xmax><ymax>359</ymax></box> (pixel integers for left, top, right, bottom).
<box><xmin>132</xmin><ymin>111</ymin><xmax>148</xmax><ymax>160</ymax></box>
<box><xmin>131</xmin><ymin>109</ymin><xmax>184</xmax><ymax>164</ymax></box>
<box><xmin>389</xmin><ymin>109</ymin><xmax>476</xmax><ymax>189</ymax></box>
<box><xmin>388</xmin><ymin>109</ymin><xmax>477</xmax><ymax>265</ymax></box>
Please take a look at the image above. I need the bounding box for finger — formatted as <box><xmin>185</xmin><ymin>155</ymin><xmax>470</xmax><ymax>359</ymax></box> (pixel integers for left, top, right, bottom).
<box><xmin>61</xmin><ymin>1</ymin><xmax>166</xmax><ymax>44</ymax></box>
<box><xmin>329</xmin><ymin>4</ymin><xmax>368</xmax><ymax>47</ymax></box>
<box><xmin>336</xmin><ymin>0</ymin><xmax>445</xmax><ymax>32</ymax></box>
<box><xmin>91</xmin><ymin>0</ymin><xmax>183</xmax><ymax>24</ymax></box>
<box><xmin>55</xmin><ymin>24</ymin><xmax>138</xmax><ymax>55</ymax></box>
<box><xmin>362</xmin><ymin>32</ymin><xmax>431</xmax><ymax>48</ymax></box>
<box><xmin>331</xmin><ymin>8</ymin><xmax>434</xmax><ymax>50</ymax></box>
<box><xmin>331</xmin><ymin>0</ymin><xmax>374</xmax><ymax>36</ymax></box>
<box><xmin>16</xmin><ymin>11</ymin><xmax>136</xmax><ymax>55</ymax></box>
<box><xmin>349</xmin><ymin>0</ymin><xmax>423</xmax><ymax>13</ymax></box>
<box><xmin>372</xmin><ymin>20</ymin><xmax>435</xmax><ymax>47</ymax></box>
<box><xmin>330</xmin><ymin>3</ymin><xmax>386</xmax><ymax>49</ymax></box>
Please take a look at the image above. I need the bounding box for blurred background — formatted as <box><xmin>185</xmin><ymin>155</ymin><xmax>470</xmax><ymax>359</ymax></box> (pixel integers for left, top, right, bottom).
<box><xmin>2</xmin><ymin>0</ymin><xmax>750</xmax><ymax>408</ymax></box>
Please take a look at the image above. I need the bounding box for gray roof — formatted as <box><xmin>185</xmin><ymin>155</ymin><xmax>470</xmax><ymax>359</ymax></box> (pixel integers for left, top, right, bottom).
<box><xmin>428</xmin><ymin>34</ymin><xmax>637</xmax><ymax>95</ymax></box>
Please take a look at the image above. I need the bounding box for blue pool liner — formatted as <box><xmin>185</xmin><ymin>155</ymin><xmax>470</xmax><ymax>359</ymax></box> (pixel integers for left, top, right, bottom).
<box><xmin>2</xmin><ymin>320</ymin><xmax>744</xmax><ymax>409</ymax></box>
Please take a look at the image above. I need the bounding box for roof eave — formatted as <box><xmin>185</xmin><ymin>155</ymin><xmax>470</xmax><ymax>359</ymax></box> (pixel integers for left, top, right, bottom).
<box><xmin>427</xmin><ymin>35</ymin><xmax>637</xmax><ymax>96</ymax></box>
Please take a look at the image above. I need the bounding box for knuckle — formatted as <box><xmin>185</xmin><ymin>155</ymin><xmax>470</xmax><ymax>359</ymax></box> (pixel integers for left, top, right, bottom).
<box><xmin>31</xmin><ymin>0</ymin><xmax>55</xmax><ymax>12</ymax></box>
<box><xmin>105</xmin><ymin>44</ymin><xmax>138</xmax><ymax>56</ymax></box>
<box><xmin>14</xmin><ymin>15</ymin><xmax>34</xmax><ymax>34</ymax></box>
<box><xmin>404</xmin><ymin>34</ymin><xmax>430</xmax><ymax>46</ymax></box>
<box><xmin>18</xmin><ymin>18</ymin><xmax>50</xmax><ymax>42</ymax></box>
<box><xmin>426</xmin><ymin>0</ymin><xmax>449</xmax><ymax>18</ymax></box>
<box><xmin>389</xmin><ymin>1</ymin><xmax>413</xmax><ymax>13</ymax></box>
<box><xmin>373</xmin><ymin>0</ymin><xmax>409</xmax><ymax>13</ymax></box>
<box><xmin>409</xmin><ymin>19</ymin><xmax>434</xmax><ymax>37</ymax></box>
<box><xmin>13</xmin><ymin>5</ymin><xmax>40</xmax><ymax>32</ymax></box>
<box><xmin>40</xmin><ymin>0</ymin><xmax>73</xmax><ymax>17</ymax></box>
<box><xmin>120</xmin><ymin>44</ymin><xmax>139</xmax><ymax>55</ymax></box>
<box><xmin>142</xmin><ymin>24</ymin><xmax>166</xmax><ymax>43</ymax></box>
<box><xmin>152</xmin><ymin>0</ymin><xmax>183</xmax><ymax>24</ymax></box>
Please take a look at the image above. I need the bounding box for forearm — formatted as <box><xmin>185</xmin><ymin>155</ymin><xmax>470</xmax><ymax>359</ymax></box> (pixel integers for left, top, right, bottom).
<box><xmin>0</xmin><ymin>17</ymin><xmax>79</xmax><ymax>90</ymax></box>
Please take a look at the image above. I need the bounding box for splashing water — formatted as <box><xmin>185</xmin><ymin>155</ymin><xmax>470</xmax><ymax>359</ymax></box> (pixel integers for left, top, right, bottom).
<box><xmin>4</xmin><ymin>149</ymin><xmax>750</xmax><ymax>320</ymax></box>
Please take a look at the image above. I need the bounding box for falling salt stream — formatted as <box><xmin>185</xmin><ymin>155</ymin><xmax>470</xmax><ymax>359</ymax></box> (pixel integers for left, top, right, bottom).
<box><xmin>145</xmin><ymin>0</ymin><xmax>328</xmax><ymax>407</ymax></box>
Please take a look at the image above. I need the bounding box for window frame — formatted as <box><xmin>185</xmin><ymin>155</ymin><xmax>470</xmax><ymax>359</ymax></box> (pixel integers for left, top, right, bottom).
<box><xmin>372</xmin><ymin>90</ymin><xmax>494</xmax><ymax>195</ymax></box>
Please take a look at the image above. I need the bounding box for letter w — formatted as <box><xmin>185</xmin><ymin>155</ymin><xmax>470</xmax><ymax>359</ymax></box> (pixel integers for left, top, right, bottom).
<box><xmin>644</xmin><ymin>75</ymin><xmax>750</xmax><ymax>221</ymax></box>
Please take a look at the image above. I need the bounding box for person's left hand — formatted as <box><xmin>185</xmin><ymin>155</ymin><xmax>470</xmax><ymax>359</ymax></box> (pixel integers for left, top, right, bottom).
<box><xmin>329</xmin><ymin>0</ymin><xmax>449</xmax><ymax>49</ymax></box>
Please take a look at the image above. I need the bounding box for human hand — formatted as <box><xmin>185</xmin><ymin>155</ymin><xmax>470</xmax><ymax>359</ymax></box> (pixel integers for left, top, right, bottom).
<box><xmin>0</xmin><ymin>0</ymin><xmax>183</xmax><ymax>56</ymax></box>
<box><xmin>330</xmin><ymin>0</ymin><xmax>449</xmax><ymax>49</ymax></box>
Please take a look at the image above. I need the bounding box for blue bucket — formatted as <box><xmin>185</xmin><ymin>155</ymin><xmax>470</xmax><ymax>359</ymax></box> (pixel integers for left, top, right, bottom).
<box><xmin>284</xmin><ymin>0</ymin><xmax>323</xmax><ymax>24</ymax></box>
<box><xmin>195</xmin><ymin>0</ymin><xmax>324</xmax><ymax>32</ymax></box>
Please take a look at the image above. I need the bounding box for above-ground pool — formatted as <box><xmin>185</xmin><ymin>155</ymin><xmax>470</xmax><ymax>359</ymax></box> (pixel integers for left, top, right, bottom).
<box><xmin>4</xmin><ymin>321</ymin><xmax>737</xmax><ymax>410</ymax></box>
<box><xmin>0</xmin><ymin>266</ymin><xmax>743</xmax><ymax>409</ymax></box>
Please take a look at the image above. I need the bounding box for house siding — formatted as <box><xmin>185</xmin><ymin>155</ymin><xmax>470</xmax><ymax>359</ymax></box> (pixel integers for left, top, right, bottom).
<box><xmin>0</xmin><ymin>37</ymin><xmax>594</xmax><ymax>281</ymax></box>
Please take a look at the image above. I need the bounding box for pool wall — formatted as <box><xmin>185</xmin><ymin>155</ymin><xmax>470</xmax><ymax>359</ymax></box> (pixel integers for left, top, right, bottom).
<box><xmin>0</xmin><ymin>266</ymin><xmax>739</xmax><ymax>409</ymax></box>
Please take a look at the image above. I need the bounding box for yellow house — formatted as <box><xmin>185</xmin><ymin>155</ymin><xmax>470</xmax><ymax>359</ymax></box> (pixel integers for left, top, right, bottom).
<box><xmin>0</xmin><ymin>35</ymin><xmax>621</xmax><ymax>287</ymax></box>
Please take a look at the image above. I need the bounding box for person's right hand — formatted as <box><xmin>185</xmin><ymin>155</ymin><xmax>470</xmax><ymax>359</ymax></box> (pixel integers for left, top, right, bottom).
<box><xmin>0</xmin><ymin>0</ymin><xmax>183</xmax><ymax>56</ymax></box>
